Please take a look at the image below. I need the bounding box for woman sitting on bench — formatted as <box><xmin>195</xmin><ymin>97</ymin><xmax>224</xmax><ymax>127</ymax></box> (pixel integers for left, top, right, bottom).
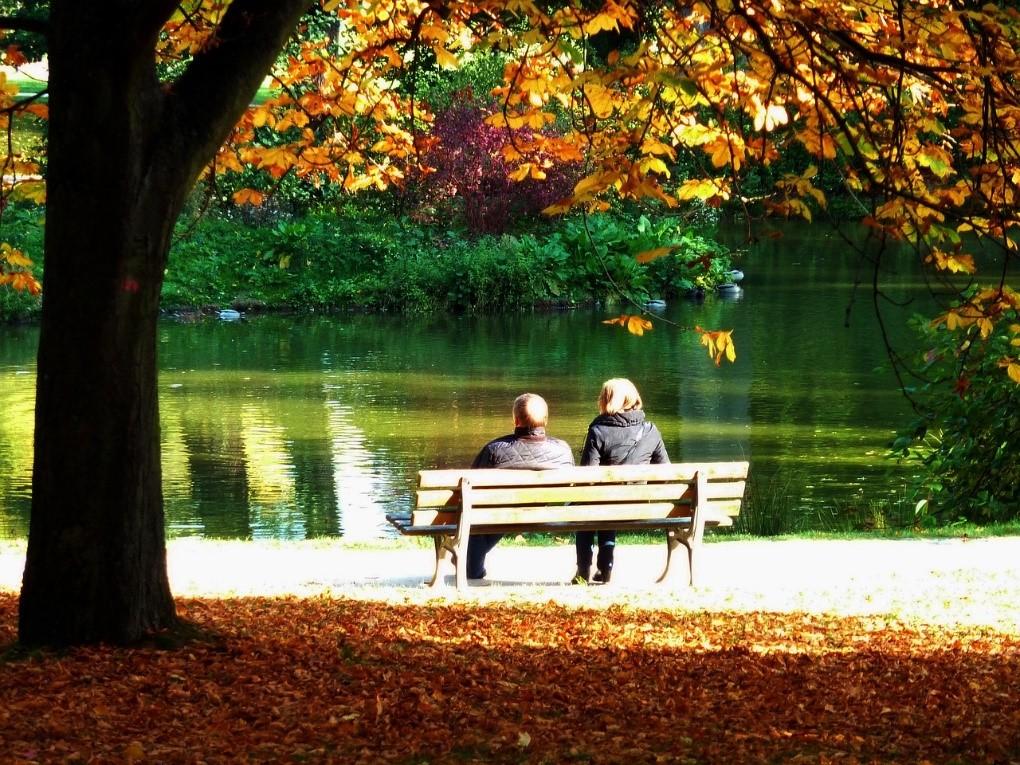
<box><xmin>574</xmin><ymin>378</ymin><xmax>669</xmax><ymax>584</ymax></box>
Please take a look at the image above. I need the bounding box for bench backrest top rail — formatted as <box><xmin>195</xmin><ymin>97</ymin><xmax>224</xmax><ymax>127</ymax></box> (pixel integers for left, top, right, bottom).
<box><xmin>417</xmin><ymin>461</ymin><xmax>749</xmax><ymax>490</ymax></box>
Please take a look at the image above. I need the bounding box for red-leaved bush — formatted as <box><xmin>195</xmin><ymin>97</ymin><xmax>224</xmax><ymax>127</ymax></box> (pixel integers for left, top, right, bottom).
<box><xmin>410</xmin><ymin>94</ymin><xmax>579</xmax><ymax>233</ymax></box>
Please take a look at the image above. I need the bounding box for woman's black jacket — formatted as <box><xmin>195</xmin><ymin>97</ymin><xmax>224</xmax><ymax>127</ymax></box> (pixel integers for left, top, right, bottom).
<box><xmin>580</xmin><ymin>409</ymin><xmax>669</xmax><ymax>466</ymax></box>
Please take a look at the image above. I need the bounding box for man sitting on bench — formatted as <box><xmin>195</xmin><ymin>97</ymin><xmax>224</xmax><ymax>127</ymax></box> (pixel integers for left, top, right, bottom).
<box><xmin>465</xmin><ymin>392</ymin><xmax>574</xmax><ymax>580</ymax></box>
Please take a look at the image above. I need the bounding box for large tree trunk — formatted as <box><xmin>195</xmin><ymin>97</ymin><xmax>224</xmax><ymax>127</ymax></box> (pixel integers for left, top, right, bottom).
<box><xmin>18</xmin><ymin>0</ymin><xmax>310</xmax><ymax>646</ymax></box>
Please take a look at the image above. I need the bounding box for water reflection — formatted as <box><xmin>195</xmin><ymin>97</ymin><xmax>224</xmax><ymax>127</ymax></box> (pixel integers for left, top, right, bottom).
<box><xmin>0</xmin><ymin>224</ymin><xmax>928</xmax><ymax>539</ymax></box>
<box><xmin>326</xmin><ymin>397</ymin><xmax>396</xmax><ymax>541</ymax></box>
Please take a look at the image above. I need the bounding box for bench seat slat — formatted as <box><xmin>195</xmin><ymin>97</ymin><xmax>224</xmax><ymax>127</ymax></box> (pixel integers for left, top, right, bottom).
<box><xmin>412</xmin><ymin>497</ymin><xmax>742</xmax><ymax>526</ymax></box>
<box><xmin>417</xmin><ymin>462</ymin><xmax>748</xmax><ymax>489</ymax></box>
<box><xmin>413</xmin><ymin>502</ymin><xmax>681</xmax><ymax>526</ymax></box>
<box><xmin>418</xmin><ymin>483</ymin><xmax>692</xmax><ymax>508</ymax></box>
<box><xmin>392</xmin><ymin>515</ymin><xmax>734</xmax><ymax>537</ymax></box>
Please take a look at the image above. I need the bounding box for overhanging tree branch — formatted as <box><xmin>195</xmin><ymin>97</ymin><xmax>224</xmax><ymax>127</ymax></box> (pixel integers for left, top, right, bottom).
<box><xmin>165</xmin><ymin>0</ymin><xmax>313</xmax><ymax>188</ymax></box>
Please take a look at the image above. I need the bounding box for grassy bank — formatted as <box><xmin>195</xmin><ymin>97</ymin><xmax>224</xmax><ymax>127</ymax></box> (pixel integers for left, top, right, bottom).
<box><xmin>12</xmin><ymin>515</ymin><xmax>1020</xmax><ymax>551</ymax></box>
<box><xmin>5</xmin><ymin>517</ymin><xmax>1019</xmax><ymax>554</ymax></box>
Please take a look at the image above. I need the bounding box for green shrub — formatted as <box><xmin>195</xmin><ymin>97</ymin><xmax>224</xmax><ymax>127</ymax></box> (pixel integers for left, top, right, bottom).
<box><xmin>892</xmin><ymin>313</ymin><xmax>1020</xmax><ymax>523</ymax></box>
<box><xmin>513</xmin><ymin>213</ymin><xmax>733</xmax><ymax>305</ymax></box>
<box><xmin>2</xmin><ymin>207</ymin><xmax>736</xmax><ymax>322</ymax></box>
<box><xmin>0</xmin><ymin>206</ymin><xmax>45</xmax><ymax>321</ymax></box>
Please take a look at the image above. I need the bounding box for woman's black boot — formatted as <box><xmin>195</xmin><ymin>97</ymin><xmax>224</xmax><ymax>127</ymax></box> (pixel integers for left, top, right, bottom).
<box><xmin>594</xmin><ymin>545</ymin><xmax>614</xmax><ymax>583</ymax></box>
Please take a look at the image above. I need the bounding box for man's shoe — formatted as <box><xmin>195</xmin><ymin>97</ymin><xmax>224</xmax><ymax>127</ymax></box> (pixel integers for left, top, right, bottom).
<box><xmin>467</xmin><ymin>569</ymin><xmax>487</xmax><ymax>580</ymax></box>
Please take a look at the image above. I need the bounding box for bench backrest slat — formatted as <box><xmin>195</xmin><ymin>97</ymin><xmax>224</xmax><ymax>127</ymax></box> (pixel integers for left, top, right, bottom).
<box><xmin>416</xmin><ymin>479</ymin><xmax>745</xmax><ymax>509</ymax></box>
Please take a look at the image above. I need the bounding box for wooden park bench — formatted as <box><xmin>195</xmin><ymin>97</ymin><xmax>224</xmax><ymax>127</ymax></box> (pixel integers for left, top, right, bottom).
<box><xmin>385</xmin><ymin>462</ymin><xmax>749</xmax><ymax>590</ymax></box>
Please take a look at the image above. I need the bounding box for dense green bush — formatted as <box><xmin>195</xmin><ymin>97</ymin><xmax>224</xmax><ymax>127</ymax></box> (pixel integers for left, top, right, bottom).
<box><xmin>515</xmin><ymin>213</ymin><xmax>732</xmax><ymax>305</ymax></box>
<box><xmin>892</xmin><ymin>314</ymin><xmax>1020</xmax><ymax>523</ymax></box>
<box><xmin>1</xmin><ymin>208</ymin><xmax>734</xmax><ymax>321</ymax></box>
<box><xmin>161</xmin><ymin>209</ymin><xmax>733</xmax><ymax>314</ymax></box>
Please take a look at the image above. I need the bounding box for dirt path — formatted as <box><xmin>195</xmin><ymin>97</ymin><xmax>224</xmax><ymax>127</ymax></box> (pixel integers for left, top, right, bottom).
<box><xmin>3</xmin><ymin>536</ymin><xmax>1019</xmax><ymax>631</ymax></box>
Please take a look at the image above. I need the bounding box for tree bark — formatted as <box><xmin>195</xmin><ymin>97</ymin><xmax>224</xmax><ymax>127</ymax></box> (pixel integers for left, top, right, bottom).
<box><xmin>18</xmin><ymin>0</ymin><xmax>309</xmax><ymax>646</ymax></box>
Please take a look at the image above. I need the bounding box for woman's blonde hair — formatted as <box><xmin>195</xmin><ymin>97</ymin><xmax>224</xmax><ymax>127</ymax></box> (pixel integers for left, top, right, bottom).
<box><xmin>598</xmin><ymin>378</ymin><xmax>643</xmax><ymax>415</ymax></box>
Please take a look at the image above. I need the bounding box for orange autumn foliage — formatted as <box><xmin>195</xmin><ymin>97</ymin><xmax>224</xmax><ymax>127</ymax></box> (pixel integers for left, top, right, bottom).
<box><xmin>2</xmin><ymin>593</ymin><xmax>1020</xmax><ymax>763</ymax></box>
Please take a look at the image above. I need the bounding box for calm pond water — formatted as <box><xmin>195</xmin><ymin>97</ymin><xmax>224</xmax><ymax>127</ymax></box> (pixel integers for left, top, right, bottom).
<box><xmin>0</xmin><ymin>224</ymin><xmax>928</xmax><ymax>539</ymax></box>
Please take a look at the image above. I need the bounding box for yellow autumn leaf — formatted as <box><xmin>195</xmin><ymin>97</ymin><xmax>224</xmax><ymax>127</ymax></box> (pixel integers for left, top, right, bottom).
<box><xmin>542</xmin><ymin>199</ymin><xmax>573</xmax><ymax>216</ymax></box>
<box><xmin>582</xmin><ymin>84</ymin><xmax>615</xmax><ymax>119</ymax></box>
<box><xmin>725</xmin><ymin>334</ymin><xmax>737</xmax><ymax>363</ymax></box>
<box><xmin>946</xmin><ymin>254</ymin><xmax>976</xmax><ymax>274</ymax></box>
<box><xmin>1</xmin><ymin>272</ymin><xmax>39</xmax><ymax>295</ymax></box>
<box><xmin>635</xmin><ymin>246</ymin><xmax>674</xmax><ymax>264</ymax></box>
<box><xmin>419</xmin><ymin>23</ymin><xmax>449</xmax><ymax>42</ymax></box>
<box><xmin>232</xmin><ymin>188</ymin><xmax>265</xmax><ymax>206</ymax></box>
<box><xmin>626</xmin><ymin>315</ymin><xmax>653</xmax><ymax>336</ymax></box>
<box><xmin>10</xmin><ymin>180</ymin><xmax>45</xmax><ymax>204</ymax></box>
<box><xmin>705</xmin><ymin>139</ymin><xmax>728</xmax><ymax>168</ymax></box>
<box><xmin>753</xmin><ymin>102</ymin><xmax>789</xmax><ymax>132</ymax></box>
<box><xmin>508</xmin><ymin>164</ymin><xmax>533</xmax><ymax>182</ymax></box>
<box><xmin>640</xmin><ymin>138</ymin><xmax>677</xmax><ymax>160</ymax></box>
<box><xmin>678</xmin><ymin>178</ymin><xmax>727</xmax><ymax>202</ymax></box>
<box><xmin>584</xmin><ymin>12</ymin><xmax>619</xmax><ymax>34</ymax></box>
<box><xmin>640</xmin><ymin>157</ymin><xmax>671</xmax><ymax>177</ymax></box>
<box><xmin>695</xmin><ymin>325</ymin><xmax>737</xmax><ymax>365</ymax></box>
<box><xmin>258</xmin><ymin>147</ymin><xmax>297</xmax><ymax>172</ymax></box>
<box><xmin>1</xmin><ymin>245</ymin><xmax>32</xmax><ymax>268</ymax></box>
<box><xmin>927</xmin><ymin>249</ymin><xmax>977</xmax><ymax>274</ymax></box>
<box><xmin>574</xmin><ymin>172</ymin><xmax>612</xmax><ymax>198</ymax></box>
<box><xmin>602</xmin><ymin>315</ymin><xmax>653</xmax><ymax>336</ymax></box>
<box><xmin>526</xmin><ymin>111</ymin><xmax>553</xmax><ymax>129</ymax></box>
<box><xmin>433</xmin><ymin>46</ymin><xmax>459</xmax><ymax>70</ymax></box>
<box><xmin>252</xmin><ymin>108</ymin><xmax>274</xmax><ymax>128</ymax></box>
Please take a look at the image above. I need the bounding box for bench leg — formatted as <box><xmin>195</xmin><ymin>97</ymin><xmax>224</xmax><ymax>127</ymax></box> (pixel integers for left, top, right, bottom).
<box><xmin>656</xmin><ymin>530</ymin><xmax>680</xmax><ymax>584</ymax></box>
<box><xmin>427</xmin><ymin>536</ymin><xmax>454</xmax><ymax>588</ymax></box>
<box><xmin>449</xmin><ymin>519</ymin><xmax>472</xmax><ymax>591</ymax></box>
<box><xmin>453</xmin><ymin>535</ymin><xmax>469</xmax><ymax>591</ymax></box>
<box><xmin>452</xmin><ymin>478</ymin><xmax>473</xmax><ymax>592</ymax></box>
<box><xmin>657</xmin><ymin>530</ymin><xmax>696</xmax><ymax>586</ymax></box>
